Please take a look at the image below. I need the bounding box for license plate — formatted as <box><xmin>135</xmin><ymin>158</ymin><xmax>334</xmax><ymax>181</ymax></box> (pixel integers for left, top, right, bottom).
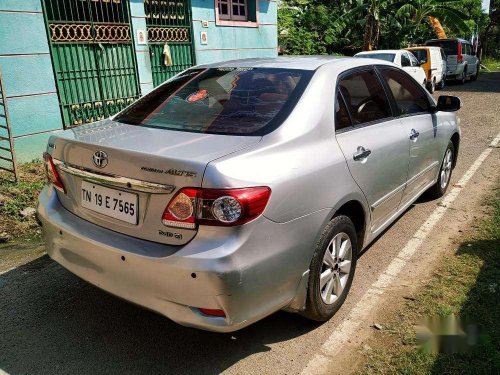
<box><xmin>81</xmin><ymin>181</ymin><xmax>138</xmax><ymax>224</ymax></box>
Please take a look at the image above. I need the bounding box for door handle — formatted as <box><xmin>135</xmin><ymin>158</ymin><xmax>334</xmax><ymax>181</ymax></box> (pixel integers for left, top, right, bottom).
<box><xmin>410</xmin><ymin>129</ymin><xmax>420</xmax><ymax>140</ymax></box>
<box><xmin>353</xmin><ymin>146</ymin><xmax>371</xmax><ymax>161</ymax></box>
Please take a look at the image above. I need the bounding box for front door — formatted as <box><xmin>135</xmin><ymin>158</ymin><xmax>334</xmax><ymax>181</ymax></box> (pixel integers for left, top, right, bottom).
<box><xmin>335</xmin><ymin>68</ymin><xmax>409</xmax><ymax>233</ymax></box>
<box><xmin>377</xmin><ymin>66</ymin><xmax>440</xmax><ymax>206</ymax></box>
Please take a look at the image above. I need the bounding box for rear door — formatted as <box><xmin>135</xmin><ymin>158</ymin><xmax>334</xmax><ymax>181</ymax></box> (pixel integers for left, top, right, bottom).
<box><xmin>335</xmin><ymin>67</ymin><xmax>409</xmax><ymax>233</ymax></box>
<box><xmin>377</xmin><ymin>66</ymin><xmax>440</xmax><ymax>206</ymax></box>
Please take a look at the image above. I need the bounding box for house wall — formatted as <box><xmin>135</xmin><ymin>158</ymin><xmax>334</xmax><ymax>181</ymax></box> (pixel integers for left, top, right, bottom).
<box><xmin>0</xmin><ymin>0</ymin><xmax>277</xmax><ymax>164</ymax></box>
<box><xmin>191</xmin><ymin>0</ymin><xmax>278</xmax><ymax>64</ymax></box>
<box><xmin>0</xmin><ymin>0</ymin><xmax>63</xmax><ymax>163</ymax></box>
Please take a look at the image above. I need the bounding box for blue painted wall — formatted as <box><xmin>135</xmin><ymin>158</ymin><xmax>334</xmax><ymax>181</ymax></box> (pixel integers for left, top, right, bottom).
<box><xmin>0</xmin><ymin>0</ymin><xmax>63</xmax><ymax>163</ymax></box>
<box><xmin>191</xmin><ymin>0</ymin><xmax>277</xmax><ymax>64</ymax></box>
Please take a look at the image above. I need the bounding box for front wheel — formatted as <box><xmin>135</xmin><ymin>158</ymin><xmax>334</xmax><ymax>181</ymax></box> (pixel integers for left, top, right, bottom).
<box><xmin>303</xmin><ymin>215</ymin><xmax>358</xmax><ymax>321</ymax></box>
<box><xmin>427</xmin><ymin>141</ymin><xmax>455</xmax><ymax>199</ymax></box>
<box><xmin>427</xmin><ymin>79</ymin><xmax>435</xmax><ymax>93</ymax></box>
<box><xmin>437</xmin><ymin>76</ymin><xmax>445</xmax><ymax>89</ymax></box>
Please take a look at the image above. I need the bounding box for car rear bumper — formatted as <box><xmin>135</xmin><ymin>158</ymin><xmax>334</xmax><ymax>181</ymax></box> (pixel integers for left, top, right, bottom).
<box><xmin>37</xmin><ymin>186</ymin><xmax>326</xmax><ymax>332</ymax></box>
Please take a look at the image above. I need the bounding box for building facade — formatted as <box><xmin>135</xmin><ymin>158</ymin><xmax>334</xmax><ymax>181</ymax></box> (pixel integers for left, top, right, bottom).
<box><xmin>0</xmin><ymin>0</ymin><xmax>277</xmax><ymax>165</ymax></box>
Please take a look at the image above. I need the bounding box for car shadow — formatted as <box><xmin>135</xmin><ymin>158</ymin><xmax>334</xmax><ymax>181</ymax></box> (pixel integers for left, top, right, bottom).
<box><xmin>438</xmin><ymin>72</ymin><xmax>500</xmax><ymax>93</ymax></box>
<box><xmin>0</xmin><ymin>255</ymin><xmax>320</xmax><ymax>375</ymax></box>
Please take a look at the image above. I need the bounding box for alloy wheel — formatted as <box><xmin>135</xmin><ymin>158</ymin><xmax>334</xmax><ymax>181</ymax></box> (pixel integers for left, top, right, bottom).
<box><xmin>440</xmin><ymin>148</ymin><xmax>453</xmax><ymax>190</ymax></box>
<box><xmin>320</xmin><ymin>232</ymin><xmax>352</xmax><ymax>304</ymax></box>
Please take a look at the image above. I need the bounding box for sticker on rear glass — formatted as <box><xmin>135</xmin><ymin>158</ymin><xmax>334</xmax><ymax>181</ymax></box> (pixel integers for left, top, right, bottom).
<box><xmin>186</xmin><ymin>89</ymin><xmax>208</xmax><ymax>103</ymax></box>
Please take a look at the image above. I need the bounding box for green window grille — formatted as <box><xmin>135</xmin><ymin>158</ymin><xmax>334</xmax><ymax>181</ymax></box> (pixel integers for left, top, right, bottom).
<box><xmin>145</xmin><ymin>0</ymin><xmax>196</xmax><ymax>86</ymax></box>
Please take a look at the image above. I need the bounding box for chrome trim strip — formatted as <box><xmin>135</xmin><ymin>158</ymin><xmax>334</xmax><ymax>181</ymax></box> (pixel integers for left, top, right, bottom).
<box><xmin>406</xmin><ymin>161</ymin><xmax>439</xmax><ymax>187</ymax></box>
<box><xmin>54</xmin><ymin>160</ymin><xmax>176</xmax><ymax>194</ymax></box>
<box><xmin>371</xmin><ymin>182</ymin><xmax>406</xmax><ymax>210</ymax></box>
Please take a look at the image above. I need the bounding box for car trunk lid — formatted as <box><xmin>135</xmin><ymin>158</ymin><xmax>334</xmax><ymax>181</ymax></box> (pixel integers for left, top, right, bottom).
<box><xmin>47</xmin><ymin>119</ymin><xmax>261</xmax><ymax>245</ymax></box>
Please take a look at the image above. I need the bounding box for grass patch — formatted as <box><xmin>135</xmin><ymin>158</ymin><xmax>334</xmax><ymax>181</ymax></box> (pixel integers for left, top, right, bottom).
<box><xmin>0</xmin><ymin>161</ymin><xmax>45</xmax><ymax>242</ymax></box>
<box><xmin>481</xmin><ymin>57</ymin><xmax>500</xmax><ymax>72</ymax></box>
<box><xmin>358</xmin><ymin>188</ymin><xmax>500</xmax><ymax>375</ymax></box>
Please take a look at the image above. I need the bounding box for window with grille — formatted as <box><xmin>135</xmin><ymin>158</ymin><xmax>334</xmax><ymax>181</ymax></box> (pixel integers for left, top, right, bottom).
<box><xmin>216</xmin><ymin>0</ymin><xmax>257</xmax><ymax>24</ymax></box>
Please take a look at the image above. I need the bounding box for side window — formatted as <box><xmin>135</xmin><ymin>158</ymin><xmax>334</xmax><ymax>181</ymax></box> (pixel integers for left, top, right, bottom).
<box><xmin>379</xmin><ymin>68</ymin><xmax>431</xmax><ymax>116</ymax></box>
<box><xmin>338</xmin><ymin>69</ymin><xmax>391</xmax><ymax>125</ymax></box>
<box><xmin>409</xmin><ymin>53</ymin><xmax>419</xmax><ymax>67</ymax></box>
<box><xmin>335</xmin><ymin>92</ymin><xmax>352</xmax><ymax>131</ymax></box>
<box><xmin>401</xmin><ymin>53</ymin><xmax>411</xmax><ymax>67</ymax></box>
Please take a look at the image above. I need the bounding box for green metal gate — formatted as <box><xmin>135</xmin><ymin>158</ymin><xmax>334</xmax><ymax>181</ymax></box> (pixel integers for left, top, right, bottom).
<box><xmin>42</xmin><ymin>0</ymin><xmax>140</xmax><ymax>128</ymax></box>
<box><xmin>145</xmin><ymin>0</ymin><xmax>195</xmax><ymax>86</ymax></box>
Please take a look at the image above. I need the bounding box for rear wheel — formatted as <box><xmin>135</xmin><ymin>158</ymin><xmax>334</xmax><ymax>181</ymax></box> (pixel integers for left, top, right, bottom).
<box><xmin>459</xmin><ymin>68</ymin><xmax>467</xmax><ymax>84</ymax></box>
<box><xmin>427</xmin><ymin>141</ymin><xmax>455</xmax><ymax>199</ymax></box>
<box><xmin>303</xmin><ymin>215</ymin><xmax>358</xmax><ymax>321</ymax></box>
<box><xmin>471</xmin><ymin>64</ymin><xmax>479</xmax><ymax>81</ymax></box>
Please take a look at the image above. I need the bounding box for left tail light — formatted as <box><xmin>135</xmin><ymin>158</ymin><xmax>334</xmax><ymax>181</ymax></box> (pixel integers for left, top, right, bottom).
<box><xmin>43</xmin><ymin>152</ymin><xmax>65</xmax><ymax>193</ymax></box>
<box><xmin>162</xmin><ymin>187</ymin><xmax>271</xmax><ymax>229</ymax></box>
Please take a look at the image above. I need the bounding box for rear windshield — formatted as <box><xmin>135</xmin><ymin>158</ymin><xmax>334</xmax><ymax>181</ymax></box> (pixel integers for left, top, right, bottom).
<box><xmin>410</xmin><ymin>49</ymin><xmax>427</xmax><ymax>62</ymax></box>
<box><xmin>114</xmin><ymin>67</ymin><xmax>313</xmax><ymax>136</ymax></box>
<box><xmin>426</xmin><ymin>41</ymin><xmax>457</xmax><ymax>55</ymax></box>
<box><xmin>355</xmin><ymin>53</ymin><xmax>395</xmax><ymax>62</ymax></box>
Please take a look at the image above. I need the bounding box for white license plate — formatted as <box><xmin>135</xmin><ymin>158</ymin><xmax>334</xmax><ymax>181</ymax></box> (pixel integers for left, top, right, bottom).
<box><xmin>81</xmin><ymin>181</ymin><xmax>138</xmax><ymax>224</ymax></box>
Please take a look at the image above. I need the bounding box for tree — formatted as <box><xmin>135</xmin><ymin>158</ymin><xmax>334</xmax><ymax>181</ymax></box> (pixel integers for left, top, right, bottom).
<box><xmin>396</xmin><ymin>0</ymin><xmax>471</xmax><ymax>43</ymax></box>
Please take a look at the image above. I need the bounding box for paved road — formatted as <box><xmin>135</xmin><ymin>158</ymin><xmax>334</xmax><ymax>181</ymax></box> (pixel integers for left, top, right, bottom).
<box><xmin>1</xmin><ymin>73</ymin><xmax>499</xmax><ymax>375</ymax></box>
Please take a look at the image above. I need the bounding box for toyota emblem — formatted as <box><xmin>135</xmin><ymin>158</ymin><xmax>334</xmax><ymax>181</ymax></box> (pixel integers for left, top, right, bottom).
<box><xmin>92</xmin><ymin>150</ymin><xmax>108</xmax><ymax>168</ymax></box>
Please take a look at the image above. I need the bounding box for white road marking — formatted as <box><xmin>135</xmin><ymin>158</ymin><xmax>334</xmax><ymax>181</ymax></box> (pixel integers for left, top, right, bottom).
<box><xmin>301</xmin><ymin>132</ymin><xmax>500</xmax><ymax>374</ymax></box>
<box><xmin>0</xmin><ymin>266</ymin><xmax>16</xmax><ymax>276</ymax></box>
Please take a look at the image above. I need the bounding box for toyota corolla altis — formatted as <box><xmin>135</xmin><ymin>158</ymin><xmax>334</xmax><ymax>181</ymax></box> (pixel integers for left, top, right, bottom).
<box><xmin>37</xmin><ymin>57</ymin><xmax>461</xmax><ymax>332</ymax></box>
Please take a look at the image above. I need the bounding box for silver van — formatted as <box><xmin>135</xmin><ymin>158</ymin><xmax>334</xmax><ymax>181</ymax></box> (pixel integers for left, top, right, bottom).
<box><xmin>425</xmin><ymin>38</ymin><xmax>480</xmax><ymax>84</ymax></box>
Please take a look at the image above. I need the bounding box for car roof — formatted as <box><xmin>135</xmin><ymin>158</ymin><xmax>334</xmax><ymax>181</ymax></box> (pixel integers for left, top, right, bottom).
<box><xmin>195</xmin><ymin>56</ymin><xmax>377</xmax><ymax>71</ymax></box>
<box><xmin>355</xmin><ymin>49</ymin><xmax>402</xmax><ymax>55</ymax></box>
<box><xmin>426</xmin><ymin>38</ymin><xmax>470</xmax><ymax>43</ymax></box>
<box><xmin>407</xmin><ymin>46</ymin><xmax>442</xmax><ymax>50</ymax></box>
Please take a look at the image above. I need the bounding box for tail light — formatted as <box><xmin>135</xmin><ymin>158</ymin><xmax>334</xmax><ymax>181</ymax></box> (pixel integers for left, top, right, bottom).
<box><xmin>43</xmin><ymin>152</ymin><xmax>65</xmax><ymax>193</ymax></box>
<box><xmin>457</xmin><ymin>42</ymin><xmax>463</xmax><ymax>63</ymax></box>
<box><xmin>198</xmin><ymin>308</ymin><xmax>226</xmax><ymax>318</ymax></box>
<box><xmin>162</xmin><ymin>187</ymin><xmax>271</xmax><ymax>228</ymax></box>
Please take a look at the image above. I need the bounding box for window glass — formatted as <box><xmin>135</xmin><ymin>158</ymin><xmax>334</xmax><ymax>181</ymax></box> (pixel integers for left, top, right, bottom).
<box><xmin>380</xmin><ymin>68</ymin><xmax>430</xmax><ymax>115</ymax></box>
<box><xmin>115</xmin><ymin>67</ymin><xmax>313</xmax><ymax>135</ymax></box>
<box><xmin>426</xmin><ymin>40</ymin><xmax>458</xmax><ymax>55</ymax></box>
<box><xmin>409</xmin><ymin>52</ymin><xmax>419</xmax><ymax>66</ymax></box>
<box><xmin>338</xmin><ymin>69</ymin><xmax>391</xmax><ymax>125</ymax></box>
<box><xmin>335</xmin><ymin>92</ymin><xmax>351</xmax><ymax>131</ymax></box>
<box><xmin>411</xmin><ymin>49</ymin><xmax>428</xmax><ymax>63</ymax></box>
<box><xmin>400</xmin><ymin>53</ymin><xmax>411</xmax><ymax>67</ymax></box>
<box><xmin>218</xmin><ymin>0</ymin><xmax>248</xmax><ymax>21</ymax></box>
<box><xmin>355</xmin><ymin>53</ymin><xmax>395</xmax><ymax>62</ymax></box>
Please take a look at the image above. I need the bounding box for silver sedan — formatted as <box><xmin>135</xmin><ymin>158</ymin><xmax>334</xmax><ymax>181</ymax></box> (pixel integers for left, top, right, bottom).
<box><xmin>37</xmin><ymin>57</ymin><xmax>461</xmax><ymax>332</ymax></box>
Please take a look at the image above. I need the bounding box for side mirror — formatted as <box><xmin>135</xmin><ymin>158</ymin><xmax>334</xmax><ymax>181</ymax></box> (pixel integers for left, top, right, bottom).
<box><xmin>435</xmin><ymin>95</ymin><xmax>462</xmax><ymax>112</ymax></box>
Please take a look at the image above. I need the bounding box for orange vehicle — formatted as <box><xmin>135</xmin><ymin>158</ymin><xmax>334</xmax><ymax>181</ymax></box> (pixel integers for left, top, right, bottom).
<box><xmin>406</xmin><ymin>46</ymin><xmax>446</xmax><ymax>93</ymax></box>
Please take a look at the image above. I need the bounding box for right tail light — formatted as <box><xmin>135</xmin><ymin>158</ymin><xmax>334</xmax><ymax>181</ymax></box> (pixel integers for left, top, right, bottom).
<box><xmin>162</xmin><ymin>187</ymin><xmax>271</xmax><ymax>228</ymax></box>
<box><xmin>43</xmin><ymin>152</ymin><xmax>65</xmax><ymax>193</ymax></box>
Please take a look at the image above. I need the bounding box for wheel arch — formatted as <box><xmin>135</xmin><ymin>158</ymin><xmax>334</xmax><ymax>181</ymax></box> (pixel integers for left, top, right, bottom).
<box><xmin>450</xmin><ymin>132</ymin><xmax>460</xmax><ymax>168</ymax></box>
<box><xmin>330</xmin><ymin>199</ymin><xmax>368</xmax><ymax>251</ymax></box>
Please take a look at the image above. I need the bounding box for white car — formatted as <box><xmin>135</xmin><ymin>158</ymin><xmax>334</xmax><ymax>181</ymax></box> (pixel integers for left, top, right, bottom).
<box><xmin>355</xmin><ymin>50</ymin><xmax>427</xmax><ymax>87</ymax></box>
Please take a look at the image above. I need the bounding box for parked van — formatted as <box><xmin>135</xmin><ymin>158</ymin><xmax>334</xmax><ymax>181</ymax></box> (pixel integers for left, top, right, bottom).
<box><xmin>425</xmin><ymin>38</ymin><xmax>480</xmax><ymax>84</ymax></box>
<box><xmin>406</xmin><ymin>46</ymin><xmax>446</xmax><ymax>93</ymax></box>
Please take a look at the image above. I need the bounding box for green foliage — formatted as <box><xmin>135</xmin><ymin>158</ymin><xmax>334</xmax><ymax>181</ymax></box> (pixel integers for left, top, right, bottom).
<box><xmin>278</xmin><ymin>0</ymin><xmax>485</xmax><ymax>56</ymax></box>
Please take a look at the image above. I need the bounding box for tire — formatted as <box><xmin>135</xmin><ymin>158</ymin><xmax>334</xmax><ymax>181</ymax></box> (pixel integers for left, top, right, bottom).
<box><xmin>427</xmin><ymin>141</ymin><xmax>455</xmax><ymax>199</ymax></box>
<box><xmin>437</xmin><ymin>76</ymin><xmax>445</xmax><ymax>90</ymax></box>
<box><xmin>459</xmin><ymin>68</ymin><xmax>467</xmax><ymax>84</ymax></box>
<box><xmin>470</xmin><ymin>64</ymin><xmax>479</xmax><ymax>81</ymax></box>
<box><xmin>303</xmin><ymin>215</ymin><xmax>358</xmax><ymax>321</ymax></box>
<box><xmin>427</xmin><ymin>78</ymin><xmax>435</xmax><ymax>93</ymax></box>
